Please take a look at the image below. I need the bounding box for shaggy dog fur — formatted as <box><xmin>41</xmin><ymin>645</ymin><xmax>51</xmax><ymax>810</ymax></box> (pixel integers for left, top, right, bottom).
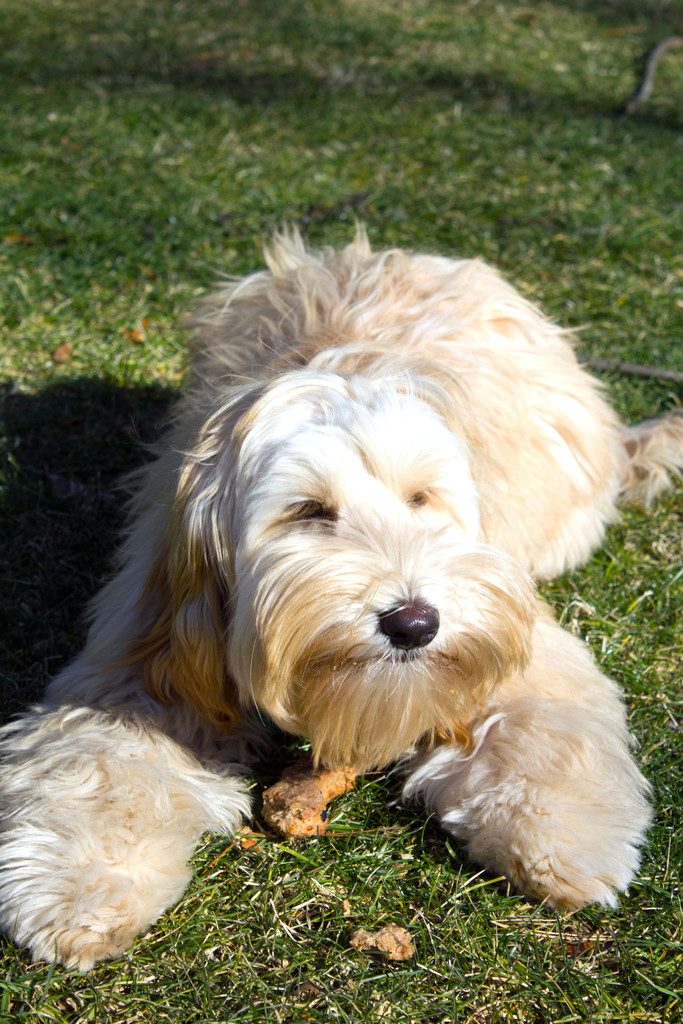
<box><xmin>1</xmin><ymin>230</ymin><xmax>681</xmax><ymax>969</ymax></box>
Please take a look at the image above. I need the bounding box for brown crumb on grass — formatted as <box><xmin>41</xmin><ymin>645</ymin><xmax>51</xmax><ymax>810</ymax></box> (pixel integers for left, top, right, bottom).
<box><xmin>350</xmin><ymin>925</ymin><xmax>415</xmax><ymax>961</ymax></box>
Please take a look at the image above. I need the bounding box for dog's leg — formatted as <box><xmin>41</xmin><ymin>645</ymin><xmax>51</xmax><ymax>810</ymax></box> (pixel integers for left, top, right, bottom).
<box><xmin>0</xmin><ymin>700</ymin><xmax>251</xmax><ymax>969</ymax></box>
<box><xmin>402</xmin><ymin>611</ymin><xmax>652</xmax><ymax>909</ymax></box>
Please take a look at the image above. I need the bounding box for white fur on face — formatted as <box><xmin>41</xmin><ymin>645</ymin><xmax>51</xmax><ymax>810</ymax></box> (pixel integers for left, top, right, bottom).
<box><xmin>226</xmin><ymin>372</ymin><xmax>534</xmax><ymax>769</ymax></box>
<box><xmin>237</xmin><ymin>370</ymin><xmax>480</xmax><ymax>544</ymax></box>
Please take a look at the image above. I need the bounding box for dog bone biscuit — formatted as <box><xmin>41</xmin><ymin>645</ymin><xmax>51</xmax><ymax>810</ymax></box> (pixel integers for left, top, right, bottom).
<box><xmin>261</xmin><ymin>756</ymin><xmax>357</xmax><ymax>837</ymax></box>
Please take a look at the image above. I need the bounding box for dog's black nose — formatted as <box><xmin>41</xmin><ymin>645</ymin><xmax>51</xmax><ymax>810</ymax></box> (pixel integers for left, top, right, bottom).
<box><xmin>378</xmin><ymin>601</ymin><xmax>440</xmax><ymax>650</ymax></box>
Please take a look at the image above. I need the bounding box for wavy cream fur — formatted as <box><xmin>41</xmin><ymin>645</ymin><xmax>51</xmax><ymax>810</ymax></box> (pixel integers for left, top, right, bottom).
<box><xmin>1</xmin><ymin>229</ymin><xmax>680</xmax><ymax>968</ymax></box>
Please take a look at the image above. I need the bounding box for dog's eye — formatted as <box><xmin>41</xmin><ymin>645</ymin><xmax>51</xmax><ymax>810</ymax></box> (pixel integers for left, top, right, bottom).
<box><xmin>408</xmin><ymin>491</ymin><xmax>429</xmax><ymax>509</ymax></box>
<box><xmin>288</xmin><ymin>500</ymin><xmax>338</xmax><ymax>524</ymax></box>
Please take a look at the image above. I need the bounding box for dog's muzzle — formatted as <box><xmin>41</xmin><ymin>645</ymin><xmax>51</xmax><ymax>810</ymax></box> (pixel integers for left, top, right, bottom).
<box><xmin>378</xmin><ymin>600</ymin><xmax>440</xmax><ymax>650</ymax></box>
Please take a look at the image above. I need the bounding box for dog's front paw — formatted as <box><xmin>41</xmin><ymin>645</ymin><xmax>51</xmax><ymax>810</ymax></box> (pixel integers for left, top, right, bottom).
<box><xmin>1</xmin><ymin>832</ymin><xmax>195</xmax><ymax>969</ymax></box>
<box><xmin>462</xmin><ymin>796</ymin><xmax>651</xmax><ymax>910</ymax></box>
<box><xmin>420</xmin><ymin>699</ymin><xmax>653</xmax><ymax>912</ymax></box>
<box><xmin>37</xmin><ymin>907</ymin><xmax>152</xmax><ymax>972</ymax></box>
<box><xmin>499</xmin><ymin>841</ymin><xmax>639</xmax><ymax>911</ymax></box>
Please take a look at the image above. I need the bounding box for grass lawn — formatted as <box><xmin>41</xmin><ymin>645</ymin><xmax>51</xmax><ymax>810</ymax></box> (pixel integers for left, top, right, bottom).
<box><xmin>1</xmin><ymin>1</ymin><xmax>681</xmax><ymax>1021</ymax></box>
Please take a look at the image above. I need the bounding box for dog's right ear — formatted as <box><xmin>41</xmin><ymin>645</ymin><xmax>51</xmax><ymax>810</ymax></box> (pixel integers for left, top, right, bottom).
<box><xmin>125</xmin><ymin>383</ymin><xmax>266</xmax><ymax>729</ymax></box>
<box><xmin>130</xmin><ymin>513</ymin><xmax>236</xmax><ymax>729</ymax></box>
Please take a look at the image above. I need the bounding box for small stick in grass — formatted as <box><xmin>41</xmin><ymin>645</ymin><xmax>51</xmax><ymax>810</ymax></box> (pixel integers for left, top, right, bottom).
<box><xmin>621</xmin><ymin>35</ymin><xmax>682</xmax><ymax>115</ymax></box>
<box><xmin>582</xmin><ymin>358</ymin><xmax>683</xmax><ymax>384</ymax></box>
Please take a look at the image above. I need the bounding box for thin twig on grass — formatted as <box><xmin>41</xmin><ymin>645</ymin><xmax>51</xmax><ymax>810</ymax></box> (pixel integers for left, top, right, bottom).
<box><xmin>621</xmin><ymin>35</ymin><xmax>682</xmax><ymax>115</ymax></box>
<box><xmin>582</xmin><ymin>358</ymin><xmax>683</xmax><ymax>383</ymax></box>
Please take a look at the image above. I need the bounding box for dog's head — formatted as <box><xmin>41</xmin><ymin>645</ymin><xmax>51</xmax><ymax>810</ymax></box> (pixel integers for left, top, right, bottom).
<box><xmin>131</xmin><ymin>370</ymin><xmax>535</xmax><ymax>770</ymax></box>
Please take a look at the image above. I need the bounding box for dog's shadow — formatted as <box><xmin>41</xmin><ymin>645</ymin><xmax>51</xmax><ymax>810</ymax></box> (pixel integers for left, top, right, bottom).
<box><xmin>0</xmin><ymin>377</ymin><xmax>175</xmax><ymax>717</ymax></box>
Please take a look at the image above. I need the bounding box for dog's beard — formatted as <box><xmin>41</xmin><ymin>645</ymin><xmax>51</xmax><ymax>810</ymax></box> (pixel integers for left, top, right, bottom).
<box><xmin>232</xmin><ymin>545</ymin><xmax>535</xmax><ymax>771</ymax></box>
<box><xmin>298</xmin><ymin>652</ymin><xmax>488</xmax><ymax>771</ymax></box>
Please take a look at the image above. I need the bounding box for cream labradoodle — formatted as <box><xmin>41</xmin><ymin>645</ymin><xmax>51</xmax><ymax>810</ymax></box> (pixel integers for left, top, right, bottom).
<box><xmin>1</xmin><ymin>230</ymin><xmax>681</xmax><ymax>969</ymax></box>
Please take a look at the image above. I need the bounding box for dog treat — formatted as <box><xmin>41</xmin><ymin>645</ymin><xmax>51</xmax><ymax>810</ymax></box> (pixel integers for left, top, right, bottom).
<box><xmin>350</xmin><ymin>925</ymin><xmax>415</xmax><ymax>961</ymax></box>
<box><xmin>261</xmin><ymin>756</ymin><xmax>357</xmax><ymax>837</ymax></box>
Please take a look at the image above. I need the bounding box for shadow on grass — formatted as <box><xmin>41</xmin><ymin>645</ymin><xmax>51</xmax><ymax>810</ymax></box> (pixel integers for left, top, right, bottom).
<box><xmin>0</xmin><ymin>0</ymin><xmax>680</xmax><ymax>128</ymax></box>
<box><xmin>0</xmin><ymin>377</ymin><xmax>174</xmax><ymax>715</ymax></box>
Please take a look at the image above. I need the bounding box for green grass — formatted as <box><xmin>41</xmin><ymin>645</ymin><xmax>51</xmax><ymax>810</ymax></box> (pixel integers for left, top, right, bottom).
<box><xmin>1</xmin><ymin>1</ymin><xmax>682</xmax><ymax>1021</ymax></box>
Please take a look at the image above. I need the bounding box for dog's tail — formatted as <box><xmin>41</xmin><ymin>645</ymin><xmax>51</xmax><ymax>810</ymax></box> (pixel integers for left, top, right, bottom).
<box><xmin>620</xmin><ymin>411</ymin><xmax>683</xmax><ymax>504</ymax></box>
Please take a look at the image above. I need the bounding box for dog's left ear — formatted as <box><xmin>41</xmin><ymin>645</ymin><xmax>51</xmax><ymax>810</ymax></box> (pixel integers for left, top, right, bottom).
<box><xmin>126</xmin><ymin>384</ymin><xmax>263</xmax><ymax>729</ymax></box>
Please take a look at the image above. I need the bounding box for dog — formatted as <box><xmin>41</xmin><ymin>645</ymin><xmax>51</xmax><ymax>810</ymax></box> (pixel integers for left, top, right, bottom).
<box><xmin>1</xmin><ymin>229</ymin><xmax>681</xmax><ymax>970</ymax></box>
